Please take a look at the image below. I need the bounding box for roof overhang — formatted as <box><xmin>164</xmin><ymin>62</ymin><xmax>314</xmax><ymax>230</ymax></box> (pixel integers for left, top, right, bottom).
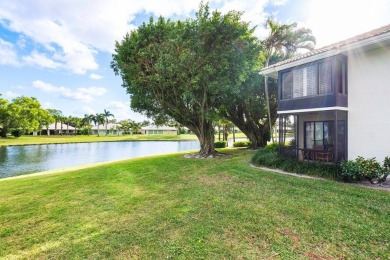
<box><xmin>260</xmin><ymin>31</ymin><xmax>390</xmax><ymax>78</ymax></box>
<box><xmin>277</xmin><ymin>106</ymin><xmax>348</xmax><ymax>115</ymax></box>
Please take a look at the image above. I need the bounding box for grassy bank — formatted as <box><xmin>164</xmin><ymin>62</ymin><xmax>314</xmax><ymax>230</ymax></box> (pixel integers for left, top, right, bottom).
<box><xmin>0</xmin><ymin>133</ymin><xmax>248</xmax><ymax>146</ymax></box>
<box><xmin>0</xmin><ymin>134</ymin><xmax>198</xmax><ymax>146</ymax></box>
<box><xmin>0</xmin><ymin>149</ymin><xmax>388</xmax><ymax>258</ymax></box>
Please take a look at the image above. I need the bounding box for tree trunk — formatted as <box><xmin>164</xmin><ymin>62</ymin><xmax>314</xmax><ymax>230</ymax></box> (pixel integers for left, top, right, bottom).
<box><xmin>0</xmin><ymin>126</ymin><xmax>7</xmax><ymax>138</ymax></box>
<box><xmin>223</xmin><ymin>125</ymin><xmax>228</xmax><ymax>142</ymax></box>
<box><xmin>233</xmin><ymin>126</ymin><xmax>236</xmax><ymax>143</ymax></box>
<box><xmin>242</xmin><ymin>126</ymin><xmax>269</xmax><ymax>148</ymax></box>
<box><xmin>226</xmin><ymin>113</ymin><xmax>270</xmax><ymax>149</ymax></box>
<box><xmin>187</xmin><ymin>120</ymin><xmax>215</xmax><ymax>157</ymax></box>
<box><xmin>264</xmin><ymin>57</ymin><xmax>274</xmax><ymax>143</ymax></box>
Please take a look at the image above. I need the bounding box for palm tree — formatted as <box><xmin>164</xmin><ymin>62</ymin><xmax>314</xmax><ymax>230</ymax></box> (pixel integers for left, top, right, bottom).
<box><xmin>59</xmin><ymin>116</ymin><xmax>66</xmax><ymax>135</ymax></box>
<box><xmin>263</xmin><ymin>18</ymin><xmax>316</xmax><ymax>141</ymax></box>
<box><xmin>47</xmin><ymin>109</ymin><xmax>62</xmax><ymax>135</ymax></box>
<box><xmin>132</xmin><ymin>122</ymin><xmax>142</xmax><ymax>135</ymax></box>
<box><xmin>91</xmin><ymin>113</ymin><xmax>105</xmax><ymax>136</ymax></box>
<box><xmin>65</xmin><ymin>116</ymin><xmax>72</xmax><ymax>135</ymax></box>
<box><xmin>71</xmin><ymin>117</ymin><xmax>82</xmax><ymax>136</ymax></box>
<box><xmin>103</xmin><ymin>109</ymin><xmax>114</xmax><ymax>135</ymax></box>
<box><xmin>82</xmin><ymin>114</ymin><xmax>92</xmax><ymax>135</ymax></box>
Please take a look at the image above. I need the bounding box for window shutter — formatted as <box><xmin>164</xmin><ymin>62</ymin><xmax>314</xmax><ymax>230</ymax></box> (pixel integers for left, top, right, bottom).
<box><xmin>319</xmin><ymin>62</ymin><xmax>332</xmax><ymax>94</ymax></box>
<box><xmin>306</xmin><ymin>64</ymin><xmax>317</xmax><ymax>96</ymax></box>
<box><xmin>282</xmin><ymin>71</ymin><xmax>293</xmax><ymax>99</ymax></box>
<box><xmin>293</xmin><ymin>67</ymin><xmax>303</xmax><ymax>98</ymax></box>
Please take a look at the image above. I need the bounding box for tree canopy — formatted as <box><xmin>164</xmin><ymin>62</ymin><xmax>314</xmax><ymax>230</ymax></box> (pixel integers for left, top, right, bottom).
<box><xmin>111</xmin><ymin>4</ymin><xmax>261</xmax><ymax>156</ymax></box>
<box><xmin>0</xmin><ymin>96</ymin><xmax>48</xmax><ymax>137</ymax></box>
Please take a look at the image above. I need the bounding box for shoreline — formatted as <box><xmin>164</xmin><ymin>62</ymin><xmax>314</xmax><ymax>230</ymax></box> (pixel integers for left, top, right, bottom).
<box><xmin>0</xmin><ymin>138</ymin><xmax>198</xmax><ymax>147</ymax></box>
<box><xmin>0</xmin><ymin>150</ymin><xmax>197</xmax><ymax>182</ymax></box>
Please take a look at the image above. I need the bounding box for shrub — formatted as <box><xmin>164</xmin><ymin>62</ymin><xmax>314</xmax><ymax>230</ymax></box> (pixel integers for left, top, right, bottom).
<box><xmin>11</xmin><ymin>129</ymin><xmax>23</xmax><ymax>137</ymax></box>
<box><xmin>214</xmin><ymin>141</ymin><xmax>227</xmax><ymax>148</ymax></box>
<box><xmin>263</xmin><ymin>142</ymin><xmax>279</xmax><ymax>152</ymax></box>
<box><xmin>340</xmin><ymin>156</ymin><xmax>390</xmax><ymax>184</ymax></box>
<box><xmin>356</xmin><ymin>157</ymin><xmax>382</xmax><ymax>183</ymax></box>
<box><xmin>251</xmin><ymin>148</ymin><xmax>340</xmax><ymax>180</ymax></box>
<box><xmin>381</xmin><ymin>156</ymin><xmax>390</xmax><ymax>183</ymax></box>
<box><xmin>339</xmin><ymin>160</ymin><xmax>364</xmax><ymax>182</ymax></box>
<box><xmin>233</xmin><ymin>140</ymin><xmax>251</xmax><ymax>147</ymax></box>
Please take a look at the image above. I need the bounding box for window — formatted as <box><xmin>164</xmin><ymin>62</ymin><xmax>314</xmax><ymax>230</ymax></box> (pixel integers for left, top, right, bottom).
<box><xmin>292</xmin><ymin>64</ymin><xmax>318</xmax><ymax>98</ymax></box>
<box><xmin>318</xmin><ymin>61</ymin><xmax>332</xmax><ymax>94</ymax></box>
<box><xmin>304</xmin><ymin>121</ymin><xmax>334</xmax><ymax>149</ymax></box>
<box><xmin>281</xmin><ymin>71</ymin><xmax>293</xmax><ymax>99</ymax></box>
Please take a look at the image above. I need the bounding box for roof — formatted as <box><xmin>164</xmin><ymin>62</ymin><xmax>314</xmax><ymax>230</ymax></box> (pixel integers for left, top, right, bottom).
<box><xmin>47</xmin><ymin>122</ymin><xmax>75</xmax><ymax>130</ymax></box>
<box><xmin>141</xmin><ymin>125</ymin><xmax>177</xmax><ymax>131</ymax></box>
<box><xmin>91</xmin><ymin>123</ymin><xmax>121</xmax><ymax>130</ymax></box>
<box><xmin>261</xmin><ymin>23</ymin><xmax>390</xmax><ymax>77</ymax></box>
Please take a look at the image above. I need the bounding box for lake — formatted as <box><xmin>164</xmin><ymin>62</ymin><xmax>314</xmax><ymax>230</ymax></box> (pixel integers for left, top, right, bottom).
<box><xmin>0</xmin><ymin>140</ymin><xmax>200</xmax><ymax>179</ymax></box>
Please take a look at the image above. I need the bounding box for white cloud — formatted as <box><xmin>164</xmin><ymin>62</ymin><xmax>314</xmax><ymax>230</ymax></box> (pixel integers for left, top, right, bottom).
<box><xmin>12</xmin><ymin>85</ymin><xmax>25</xmax><ymax>90</ymax></box>
<box><xmin>90</xmin><ymin>73</ymin><xmax>103</xmax><ymax>80</ymax></box>
<box><xmin>75</xmin><ymin>105</ymin><xmax>96</xmax><ymax>117</ymax></box>
<box><xmin>43</xmin><ymin>101</ymin><xmax>54</xmax><ymax>109</ymax></box>
<box><xmin>23</xmin><ymin>51</ymin><xmax>62</xmax><ymax>69</ymax></box>
<box><xmin>32</xmin><ymin>80</ymin><xmax>107</xmax><ymax>103</ymax></box>
<box><xmin>0</xmin><ymin>0</ymin><xmax>276</xmax><ymax>74</ymax></box>
<box><xmin>305</xmin><ymin>0</ymin><xmax>390</xmax><ymax>48</ymax></box>
<box><xmin>271</xmin><ymin>0</ymin><xmax>288</xmax><ymax>6</ymax></box>
<box><xmin>107</xmin><ymin>100</ymin><xmax>146</xmax><ymax>121</ymax></box>
<box><xmin>0</xmin><ymin>38</ymin><xmax>19</xmax><ymax>66</ymax></box>
<box><xmin>78</xmin><ymin>86</ymin><xmax>107</xmax><ymax>96</ymax></box>
<box><xmin>214</xmin><ymin>0</ymin><xmax>271</xmax><ymax>39</ymax></box>
<box><xmin>16</xmin><ymin>35</ymin><xmax>27</xmax><ymax>49</ymax></box>
<box><xmin>4</xmin><ymin>90</ymin><xmax>20</xmax><ymax>99</ymax></box>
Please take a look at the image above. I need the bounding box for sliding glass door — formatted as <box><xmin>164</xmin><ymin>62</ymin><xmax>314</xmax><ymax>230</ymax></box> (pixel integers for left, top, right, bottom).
<box><xmin>304</xmin><ymin>121</ymin><xmax>334</xmax><ymax>149</ymax></box>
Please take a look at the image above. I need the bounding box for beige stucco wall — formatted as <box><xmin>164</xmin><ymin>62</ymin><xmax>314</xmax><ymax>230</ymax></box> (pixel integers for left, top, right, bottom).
<box><xmin>348</xmin><ymin>45</ymin><xmax>390</xmax><ymax>161</ymax></box>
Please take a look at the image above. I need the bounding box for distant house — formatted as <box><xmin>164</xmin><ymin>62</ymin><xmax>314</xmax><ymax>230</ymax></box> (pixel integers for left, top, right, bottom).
<box><xmin>41</xmin><ymin>123</ymin><xmax>76</xmax><ymax>135</ymax></box>
<box><xmin>91</xmin><ymin>123</ymin><xmax>123</xmax><ymax>135</ymax></box>
<box><xmin>260</xmin><ymin>24</ymin><xmax>390</xmax><ymax>162</ymax></box>
<box><xmin>141</xmin><ymin>125</ymin><xmax>178</xmax><ymax>135</ymax></box>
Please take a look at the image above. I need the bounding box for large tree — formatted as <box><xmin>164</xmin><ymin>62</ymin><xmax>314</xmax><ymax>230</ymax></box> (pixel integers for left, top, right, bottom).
<box><xmin>221</xmin><ymin>19</ymin><xmax>316</xmax><ymax>148</ymax></box>
<box><xmin>0</xmin><ymin>96</ymin><xmax>46</xmax><ymax>137</ymax></box>
<box><xmin>111</xmin><ymin>4</ymin><xmax>260</xmax><ymax>156</ymax></box>
<box><xmin>220</xmin><ymin>71</ymin><xmax>278</xmax><ymax>148</ymax></box>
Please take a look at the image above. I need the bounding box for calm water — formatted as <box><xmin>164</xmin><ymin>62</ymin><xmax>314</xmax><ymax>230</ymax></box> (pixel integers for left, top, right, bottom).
<box><xmin>0</xmin><ymin>141</ymin><xmax>200</xmax><ymax>178</ymax></box>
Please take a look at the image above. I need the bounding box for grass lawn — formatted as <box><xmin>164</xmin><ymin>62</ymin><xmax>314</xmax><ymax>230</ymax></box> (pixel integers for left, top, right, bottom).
<box><xmin>0</xmin><ymin>134</ymin><xmax>198</xmax><ymax>146</ymax></box>
<box><xmin>0</xmin><ymin>133</ymin><xmax>248</xmax><ymax>146</ymax></box>
<box><xmin>0</xmin><ymin>149</ymin><xmax>388</xmax><ymax>258</ymax></box>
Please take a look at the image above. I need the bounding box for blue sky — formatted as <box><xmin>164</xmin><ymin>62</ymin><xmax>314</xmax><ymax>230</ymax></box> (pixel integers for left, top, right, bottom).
<box><xmin>1</xmin><ymin>0</ymin><xmax>389</xmax><ymax>121</ymax></box>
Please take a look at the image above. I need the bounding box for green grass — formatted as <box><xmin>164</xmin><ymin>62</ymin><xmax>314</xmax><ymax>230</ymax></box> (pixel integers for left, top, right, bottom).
<box><xmin>0</xmin><ymin>133</ymin><xmax>248</xmax><ymax>146</ymax></box>
<box><xmin>0</xmin><ymin>134</ymin><xmax>198</xmax><ymax>146</ymax></box>
<box><xmin>0</xmin><ymin>149</ymin><xmax>388</xmax><ymax>258</ymax></box>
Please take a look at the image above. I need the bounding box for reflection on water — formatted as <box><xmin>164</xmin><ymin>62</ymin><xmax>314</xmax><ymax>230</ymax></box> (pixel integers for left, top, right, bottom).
<box><xmin>0</xmin><ymin>141</ymin><xmax>200</xmax><ymax>178</ymax></box>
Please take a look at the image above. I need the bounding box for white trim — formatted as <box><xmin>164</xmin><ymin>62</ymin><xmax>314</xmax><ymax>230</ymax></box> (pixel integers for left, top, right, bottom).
<box><xmin>277</xmin><ymin>106</ymin><xmax>348</xmax><ymax>114</ymax></box>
